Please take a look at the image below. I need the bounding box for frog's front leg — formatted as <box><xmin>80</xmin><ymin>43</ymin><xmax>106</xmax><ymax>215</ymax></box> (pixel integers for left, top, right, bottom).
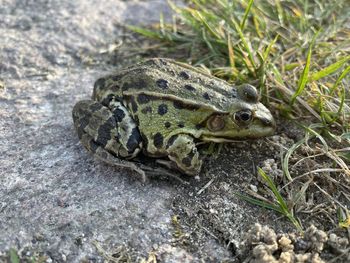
<box><xmin>72</xmin><ymin>99</ymin><xmax>144</xmax><ymax>175</ymax></box>
<box><xmin>165</xmin><ymin>134</ymin><xmax>202</xmax><ymax>175</ymax></box>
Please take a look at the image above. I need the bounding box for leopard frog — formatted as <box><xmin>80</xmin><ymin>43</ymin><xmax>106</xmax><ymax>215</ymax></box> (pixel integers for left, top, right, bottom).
<box><xmin>72</xmin><ymin>58</ymin><xmax>275</xmax><ymax>176</ymax></box>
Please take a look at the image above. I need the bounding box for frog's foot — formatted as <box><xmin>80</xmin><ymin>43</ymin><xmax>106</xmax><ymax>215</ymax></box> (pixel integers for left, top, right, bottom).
<box><xmin>165</xmin><ymin>134</ymin><xmax>202</xmax><ymax>176</ymax></box>
<box><xmin>83</xmin><ymin>133</ymin><xmax>146</xmax><ymax>181</ymax></box>
<box><xmin>72</xmin><ymin>100</ymin><xmax>144</xmax><ymax>177</ymax></box>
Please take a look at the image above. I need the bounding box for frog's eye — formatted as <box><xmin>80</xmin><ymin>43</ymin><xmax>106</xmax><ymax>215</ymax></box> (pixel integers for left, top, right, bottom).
<box><xmin>233</xmin><ymin>110</ymin><xmax>252</xmax><ymax>126</ymax></box>
<box><xmin>207</xmin><ymin>114</ymin><xmax>225</xmax><ymax>131</ymax></box>
<box><xmin>238</xmin><ymin>84</ymin><xmax>259</xmax><ymax>103</ymax></box>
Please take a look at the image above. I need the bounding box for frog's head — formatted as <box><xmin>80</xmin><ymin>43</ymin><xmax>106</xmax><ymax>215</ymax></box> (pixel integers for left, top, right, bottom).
<box><xmin>200</xmin><ymin>84</ymin><xmax>276</xmax><ymax>142</ymax></box>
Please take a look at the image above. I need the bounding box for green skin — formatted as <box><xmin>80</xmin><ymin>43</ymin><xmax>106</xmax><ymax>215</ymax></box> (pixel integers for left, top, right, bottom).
<box><xmin>72</xmin><ymin>58</ymin><xmax>276</xmax><ymax>175</ymax></box>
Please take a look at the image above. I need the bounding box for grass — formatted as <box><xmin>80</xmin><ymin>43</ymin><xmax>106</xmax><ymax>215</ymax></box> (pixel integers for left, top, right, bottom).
<box><xmin>128</xmin><ymin>0</ymin><xmax>350</xmax><ymax>231</ymax></box>
<box><xmin>235</xmin><ymin>168</ymin><xmax>303</xmax><ymax>232</ymax></box>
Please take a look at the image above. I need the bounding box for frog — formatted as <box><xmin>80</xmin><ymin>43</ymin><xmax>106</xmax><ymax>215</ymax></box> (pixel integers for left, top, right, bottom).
<box><xmin>72</xmin><ymin>58</ymin><xmax>276</xmax><ymax>176</ymax></box>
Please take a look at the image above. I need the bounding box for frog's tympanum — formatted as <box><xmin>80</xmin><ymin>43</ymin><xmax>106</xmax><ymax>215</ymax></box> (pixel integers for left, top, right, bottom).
<box><xmin>72</xmin><ymin>58</ymin><xmax>275</xmax><ymax>176</ymax></box>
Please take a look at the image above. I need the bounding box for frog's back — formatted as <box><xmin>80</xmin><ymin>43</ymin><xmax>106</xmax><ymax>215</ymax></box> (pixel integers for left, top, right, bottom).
<box><xmin>93</xmin><ymin>58</ymin><xmax>238</xmax><ymax>112</ymax></box>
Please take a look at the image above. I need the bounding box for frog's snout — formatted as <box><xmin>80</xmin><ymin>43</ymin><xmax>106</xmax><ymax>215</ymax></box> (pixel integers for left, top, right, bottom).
<box><xmin>260</xmin><ymin>116</ymin><xmax>276</xmax><ymax>129</ymax></box>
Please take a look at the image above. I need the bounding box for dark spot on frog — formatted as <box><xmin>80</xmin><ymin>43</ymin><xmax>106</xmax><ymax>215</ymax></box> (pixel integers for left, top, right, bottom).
<box><xmin>137</xmin><ymin>94</ymin><xmax>151</xmax><ymax>104</ymax></box>
<box><xmin>156</xmin><ymin>79</ymin><xmax>169</xmax><ymax>89</ymax></box>
<box><xmin>105</xmin><ymin>84</ymin><xmax>121</xmax><ymax>94</ymax></box>
<box><xmin>166</xmin><ymin>135</ymin><xmax>178</xmax><ymax>148</ymax></box>
<box><xmin>153</xmin><ymin>132</ymin><xmax>164</xmax><ymax>148</ymax></box>
<box><xmin>195</xmin><ymin>124</ymin><xmax>203</xmax><ymax>130</ymax></box>
<box><xmin>173</xmin><ymin>100</ymin><xmax>200</xmax><ymax>110</ymax></box>
<box><xmin>75</xmin><ymin>117</ymin><xmax>89</xmax><ymax>139</ymax></box>
<box><xmin>89</xmin><ymin>102</ymin><xmax>103</xmax><ymax>112</ymax></box>
<box><xmin>203</xmin><ymin>92</ymin><xmax>210</xmax><ymax>100</ymax></box>
<box><xmin>134</xmin><ymin>114</ymin><xmax>140</xmax><ymax>126</ymax></box>
<box><xmin>112</xmin><ymin>75</ymin><xmax>122</xmax><ymax>81</ymax></box>
<box><xmin>88</xmin><ymin>139</ymin><xmax>98</xmax><ymax>153</ymax></box>
<box><xmin>164</xmin><ymin>122</ymin><xmax>171</xmax><ymax>128</ymax></box>
<box><xmin>182</xmin><ymin>150</ymin><xmax>195</xmax><ymax>167</ymax></box>
<box><xmin>96</xmin><ymin>117</ymin><xmax>115</xmax><ymax>147</ymax></box>
<box><xmin>126</xmin><ymin>127</ymin><xmax>142</xmax><ymax>153</ymax></box>
<box><xmin>113</xmin><ymin>108</ymin><xmax>125</xmax><ymax>122</ymax></box>
<box><xmin>184</xmin><ymin>84</ymin><xmax>196</xmax><ymax>91</ymax></box>
<box><xmin>76</xmin><ymin>113</ymin><xmax>90</xmax><ymax>130</ymax></box>
<box><xmin>141</xmin><ymin>106</ymin><xmax>152</xmax><ymax>114</ymax></box>
<box><xmin>101</xmin><ymin>94</ymin><xmax>115</xmax><ymax>106</ymax></box>
<box><xmin>158</xmin><ymin>104</ymin><xmax>168</xmax><ymax>115</ymax></box>
<box><xmin>129</xmin><ymin>96</ymin><xmax>138</xmax><ymax>112</ymax></box>
<box><xmin>140</xmin><ymin>132</ymin><xmax>149</xmax><ymax>147</ymax></box>
<box><xmin>178</xmin><ymin>122</ymin><xmax>185</xmax><ymax>128</ymax></box>
<box><xmin>134</xmin><ymin>79</ymin><xmax>147</xmax><ymax>89</ymax></box>
<box><xmin>182</xmin><ymin>156</ymin><xmax>192</xmax><ymax>167</ymax></box>
<box><xmin>179</xmin><ymin>71</ymin><xmax>190</xmax><ymax>79</ymax></box>
<box><xmin>122</xmin><ymin>82</ymin><xmax>131</xmax><ymax>91</ymax></box>
<box><xmin>123</xmin><ymin>79</ymin><xmax>147</xmax><ymax>91</ymax></box>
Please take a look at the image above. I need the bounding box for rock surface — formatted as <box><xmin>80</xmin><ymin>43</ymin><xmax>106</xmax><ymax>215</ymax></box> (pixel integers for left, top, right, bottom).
<box><xmin>0</xmin><ymin>0</ymin><xmax>194</xmax><ymax>261</ymax></box>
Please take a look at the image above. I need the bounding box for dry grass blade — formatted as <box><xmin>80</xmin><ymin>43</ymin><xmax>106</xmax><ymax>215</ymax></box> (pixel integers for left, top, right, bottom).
<box><xmin>282</xmin><ymin>137</ymin><xmax>306</xmax><ymax>182</ymax></box>
<box><xmin>231</xmin><ymin>17</ymin><xmax>257</xmax><ymax>72</ymax></box>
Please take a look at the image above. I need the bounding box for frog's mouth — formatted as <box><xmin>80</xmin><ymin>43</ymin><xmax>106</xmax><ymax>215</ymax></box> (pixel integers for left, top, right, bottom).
<box><xmin>201</xmin><ymin>136</ymin><xmax>248</xmax><ymax>143</ymax></box>
<box><xmin>200</xmin><ymin>125</ymin><xmax>276</xmax><ymax>142</ymax></box>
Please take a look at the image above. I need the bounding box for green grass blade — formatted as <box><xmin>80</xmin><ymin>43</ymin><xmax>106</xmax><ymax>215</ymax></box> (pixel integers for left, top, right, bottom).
<box><xmin>274</xmin><ymin>0</ymin><xmax>285</xmax><ymax>26</ymax></box>
<box><xmin>231</xmin><ymin>18</ymin><xmax>257</xmax><ymax>71</ymax></box>
<box><xmin>257</xmin><ymin>168</ymin><xmax>303</xmax><ymax>231</ymax></box>
<box><xmin>240</xmin><ymin>0</ymin><xmax>255</xmax><ymax>30</ymax></box>
<box><xmin>234</xmin><ymin>192</ymin><xmax>282</xmax><ymax>212</ymax></box>
<box><xmin>263</xmin><ymin>34</ymin><xmax>279</xmax><ymax>60</ymax></box>
<box><xmin>305</xmin><ymin>124</ymin><xmax>329</xmax><ymax>150</ymax></box>
<box><xmin>290</xmin><ymin>32</ymin><xmax>319</xmax><ymax>106</ymax></box>
<box><xmin>310</xmin><ymin>55</ymin><xmax>350</xmax><ymax>82</ymax></box>
<box><xmin>190</xmin><ymin>9</ymin><xmax>222</xmax><ymax>40</ymax></box>
<box><xmin>292</xmin><ymin>178</ymin><xmax>312</xmax><ymax>205</ymax></box>
<box><xmin>258</xmin><ymin>168</ymin><xmax>289</xmax><ymax>212</ymax></box>
<box><xmin>127</xmin><ymin>25</ymin><xmax>163</xmax><ymax>39</ymax></box>
<box><xmin>329</xmin><ymin>85</ymin><xmax>346</xmax><ymax>124</ymax></box>
<box><xmin>9</xmin><ymin>248</ymin><xmax>20</xmax><ymax>263</ymax></box>
<box><xmin>330</xmin><ymin>64</ymin><xmax>350</xmax><ymax>95</ymax></box>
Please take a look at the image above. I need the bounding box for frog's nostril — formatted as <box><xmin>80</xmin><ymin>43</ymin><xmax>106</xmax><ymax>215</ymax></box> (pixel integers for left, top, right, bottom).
<box><xmin>261</xmin><ymin>117</ymin><xmax>276</xmax><ymax>128</ymax></box>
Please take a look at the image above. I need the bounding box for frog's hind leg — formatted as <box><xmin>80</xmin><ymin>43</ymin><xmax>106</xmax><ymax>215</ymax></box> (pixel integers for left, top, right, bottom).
<box><xmin>81</xmin><ymin>132</ymin><xmax>146</xmax><ymax>179</ymax></box>
<box><xmin>72</xmin><ymin>99</ymin><xmax>145</xmax><ymax>178</ymax></box>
